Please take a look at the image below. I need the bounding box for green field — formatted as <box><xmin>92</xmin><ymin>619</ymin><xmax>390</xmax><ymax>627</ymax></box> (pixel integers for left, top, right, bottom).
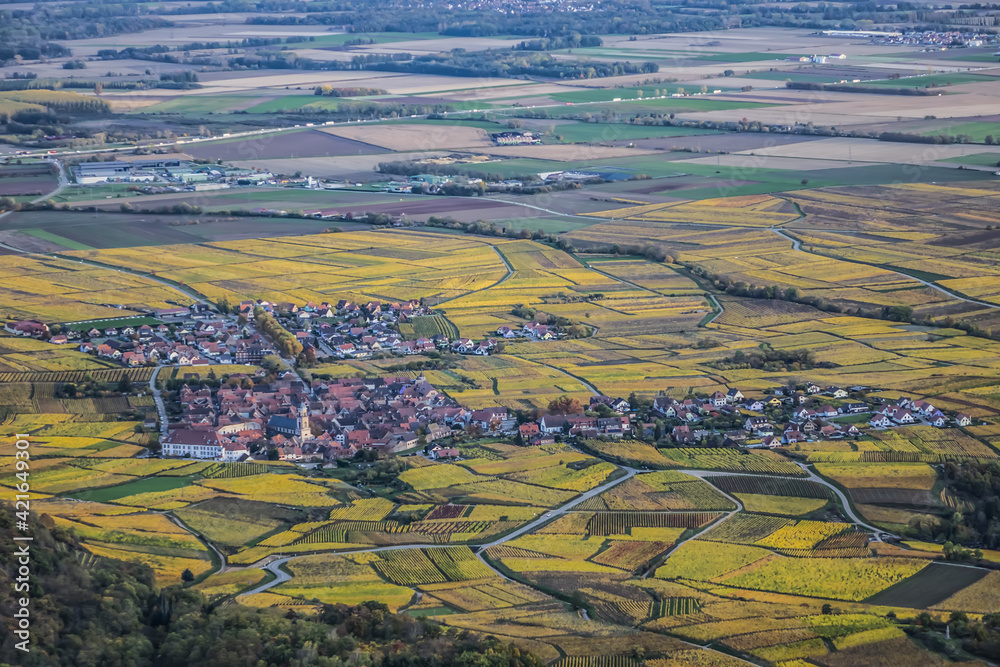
<box><xmin>694</xmin><ymin>52</ymin><xmax>806</xmax><ymax>63</ymax></box>
<box><xmin>859</xmin><ymin>72</ymin><xmax>995</xmax><ymax>88</ymax></box>
<box><xmin>923</xmin><ymin>121</ymin><xmax>1000</xmax><ymax>142</ymax></box>
<box><xmin>940</xmin><ymin>152</ymin><xmax>1000</xmax><ymax>167</ymax></box>
<box><xmin>554</xmin><ymin>122</ymin><xmax>720</xmax><ymax>143</ymax></box>
<box><xmin>742</xmin><ymin>70</ymin><xmax>846</xmax><ymax>84</ymax></box>
<box><xmin>548</xmin><ymin>85</ymin><xmax>736</xmax><ymax>104</ymax></box>
<box><xmin>21</xmin><ymin>228</ymin><xmax>94</xmax><ymax>250</ymax></box>
<box><xmin>71</xmin><ymin>476</ymin><xmax>193</xmax><ymax>503</ymax></box>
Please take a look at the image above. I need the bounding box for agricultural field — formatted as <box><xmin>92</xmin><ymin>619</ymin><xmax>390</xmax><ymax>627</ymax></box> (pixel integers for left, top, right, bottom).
<box><xmin>9</xmin><ymin>14</ymin><xmax>1000</xmax><ymax>665</ymax></box>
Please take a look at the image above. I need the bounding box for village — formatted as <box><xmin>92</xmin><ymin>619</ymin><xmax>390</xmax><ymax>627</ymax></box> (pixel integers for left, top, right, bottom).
<box><xmin>3</xmin><ymin>296</ymin><xmax>517</xmax><ymax>368</ymax></box>
<box><xmin>156</xmin><ymin>364</ymin><xmax>976</xmax><ymax>464</ymax></box>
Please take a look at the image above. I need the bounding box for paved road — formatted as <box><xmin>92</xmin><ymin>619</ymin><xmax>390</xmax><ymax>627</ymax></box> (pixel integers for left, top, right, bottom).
<box><xmin>164</xmin><ymin>512</ymin><xmax>230</xmax><ymax>573</ymax></box>
<box><xmin>241</xmin><ymin>557</ymin><xmax>293</xmax><ymax>596</ymax></box>
<box><xmin>149</xmin><ymin>366</ymin><xmax>168</xmax><ymax>439</ymax></box>
<box><xmin>237</xmin><ymin>466</ymin><xmax>637</xmax><ymax>597</ymax></box>
<box><xmin>687</xmin><ymin>465</ymin><xmax>894</xmax><ymax>540</ymax></box>
<box><xmin>478</xmin><ymin>467</ymin><xmax>636</xmax><ymax>549</ymax></box>
<box><xmin>704</xmin><ymin>294</ymin><xmax>725</xmax><ymax>325</ymax></box>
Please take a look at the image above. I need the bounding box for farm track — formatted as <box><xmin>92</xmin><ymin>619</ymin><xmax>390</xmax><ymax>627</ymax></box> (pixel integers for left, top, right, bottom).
<box><xmin>164</xmin><ymin>511</ymin><xmax>230</xmax><ymax>574</ymax></box>
<box><xmin>770</xmin><ymin>227</ymin><xmax>1000</xmax><ymax>312</ymax></box>
<box><xmin>525</xmin><ymin>358</ymin><xmax>600</xmax><ymax>396</ymax></box>
<box><xmin>434</xmin><ymin>243</ymin><xmax>513</xmax><ymax>307</ymax></box>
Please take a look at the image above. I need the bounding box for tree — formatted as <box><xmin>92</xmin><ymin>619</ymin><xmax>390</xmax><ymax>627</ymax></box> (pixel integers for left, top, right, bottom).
<box><xmin>181</xmin><ymin>568</ymin><xmax>194</xmax><ymax>582</ymax></box>
<box><xmin>94</xmin><ymin>82</ymin><xmax>103</xmax><ymax>96</ymax></box>
<box><xmin>822</xmin><ymin>603</ymin><xmax>833</xmax><ymax>615</ymax></box>
<box><xmin>547</xmin><ymin>396</ymin><xmax>582</xmax><ymax>415</ymax></box>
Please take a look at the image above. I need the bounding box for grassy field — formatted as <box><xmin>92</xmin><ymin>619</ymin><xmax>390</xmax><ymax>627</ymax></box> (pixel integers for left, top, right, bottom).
<box><xmin>940</xmin><ymin>152</ymin><xmax>1000</xmax><ymax>167</ymax></box>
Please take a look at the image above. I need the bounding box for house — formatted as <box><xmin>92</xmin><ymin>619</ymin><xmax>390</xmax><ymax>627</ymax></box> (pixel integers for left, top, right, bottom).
<box><xmin>4</xmin><ymin>320</ymin><xmax>48</xmax><ymax>337</ymax></box>
<box><xmin>806</xmin><ymin>383</ymin><xmax>822</xmax><ymax>394</ymax></box>
<box><xmin>49</xmin><ymin>334</ymin><xmax>68</xmax><ymax>345</ymax></box>
<box><xmin>827</xmin><ymin>386</ymin><xmax>849</xmax><ymax>399</ymax></box>
<box><xmin>784</xmin><ymin>430</ymin><xmax>804</xmax><ymax>444</ymax></box>
<box><xmin>743</xmin><ymin>399</ymin><xmax>765</xmax><ymax>412</ymax></box>
<box><xmin>653</xmin><ymin>397</ymin><xmax>677</xmax><ymax>417</ymax></box>
<box><xmin>870</xmin><ymin>414</ymin><xmax>893</xmax><ymax>429</ymax></box>
<box><xmin>929</xmin><ymin>413</ymin><xmax>948</xmax><ymax>428</ymax></box>
<box><xmin>815</xmin><ymin>405</ymin><xmax>839</xmax><ymax>419</ymax></box>
<box><xmin>726</xmin><ymin>388</ymin><xmax>744</xmax><ymax>404</ymax></box>
<box><xmin>892</xmin><ymin>408</ymin><xmax>916</xmax><ymax>424</ymax></box>
<box><xmin>161</xmin><ymin>429</ymin><xmax>222</xmax><ymax>459</ymax></box>
<box><xmin>761</xmin><ymin>435</ymin><xmax>781</xmax><ymax>449</ymax></box>
<box><xmin>519</xmin><ymin>423</ymin><xmax>540</xmax><ymax>438</ymax></box>
<box><xmin>956</xmin><ymin>413</ymin><xmax>973</xmax><ymax>427</ymax></box>
<box><xmin>709</xmin><ymin>391</ymin><xmax>727</xmax><ymax>407</ymax></box>
<box><xmin>845</xmin><ymin>402</ymin><xmax>867</xmax><ymax>414</ymax></box>
<box><xmin>673</xmin><ymin>424</ymin><xmax>695</xmax><ymax>444</ymax></box>
<box><xmin>429</xmin><ymin>445</ymin><xmax>460</xmax><ymax>460</ymax></box>
<box><xmin>538</xmin><ymin>414</ymin><xmax>569</xmax><ymax>434</ymax></box>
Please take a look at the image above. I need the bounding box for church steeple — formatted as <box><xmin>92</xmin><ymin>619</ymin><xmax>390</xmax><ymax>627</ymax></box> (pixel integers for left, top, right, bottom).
<box><xmin>298</xmin><ymin>403</ymin><xmax>311</xmax><ymax>438</ymax></box>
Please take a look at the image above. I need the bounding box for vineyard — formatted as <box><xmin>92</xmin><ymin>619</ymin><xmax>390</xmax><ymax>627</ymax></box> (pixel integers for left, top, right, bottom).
<box><xmin>667</xmin><ymin>449</ymin><xmax>805</xmax><ymax>476</ymax></box>
<box><xmin>402</xmin><ymin>315</ymin><xmax>460</xmax><ymax>341</ymax></box>
<box><xmin>577</xmin><ymin>472</ymin><xmax>735</xmax><ymax>512</ymax></box>
<box><xmin>201</xmin><ymin>462</ymin><xmax>272</xmax><ymax>479</ymax></box>
<box><xmin>587</xmin><ymin>512</ymin><xmax>720</xmax><ymax>536</ymax></box>
<box><xmin>651</xmin><ymin>597</ymin><xmax>700</xmax><ymax>617</ymax></box>
<box><xmin>0</xmin><ymin>368</ymin><xmax>155</xmax><ymax>384</ymax></box>
<box><xmin>707</xmin><ymin>475</ymin><xmax>831</xmax><ymax>499</ymax></box>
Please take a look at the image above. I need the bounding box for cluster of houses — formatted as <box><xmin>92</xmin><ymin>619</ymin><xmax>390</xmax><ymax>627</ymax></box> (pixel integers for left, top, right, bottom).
<box><xmin>654</xmin><ymin>384</ymin><xmax>974</xmax><ymax>448</ymax></box>
<box><xmin>161</xmin><ymin>375</ymin><xmax>521</xmax><ymax>462</ymax></box>
<box><xmin>496</xmin><ymin>322</ymin><xmax>558</xmax><ymax>341</ymax></box>
<box><xmin>77</xmin><ymin>316</ymin><xmax>275</xmax><ymax>367</ymax></box>
<box><xmin>161</xmin><ymin>375</ymin><xmax>640</xmax><ymax>462</ymax></box>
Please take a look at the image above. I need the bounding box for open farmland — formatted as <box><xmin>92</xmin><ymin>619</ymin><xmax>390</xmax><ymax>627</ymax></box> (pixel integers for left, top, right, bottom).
<box><xmin>8</xmin><ymin>7</ymin><xmax>1000</xmax><ymax>664</ymax></box>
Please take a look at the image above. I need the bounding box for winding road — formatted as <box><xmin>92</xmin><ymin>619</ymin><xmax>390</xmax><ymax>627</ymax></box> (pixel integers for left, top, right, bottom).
<box><xmin>685</xmin><ymin>465</ymin><xmax>893</xmax><ymax>541</ymax></box>
<box><xmin>238</xmin><ymin>465</ymin><xmax>638</xmax><ymax>597</ymax></box>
